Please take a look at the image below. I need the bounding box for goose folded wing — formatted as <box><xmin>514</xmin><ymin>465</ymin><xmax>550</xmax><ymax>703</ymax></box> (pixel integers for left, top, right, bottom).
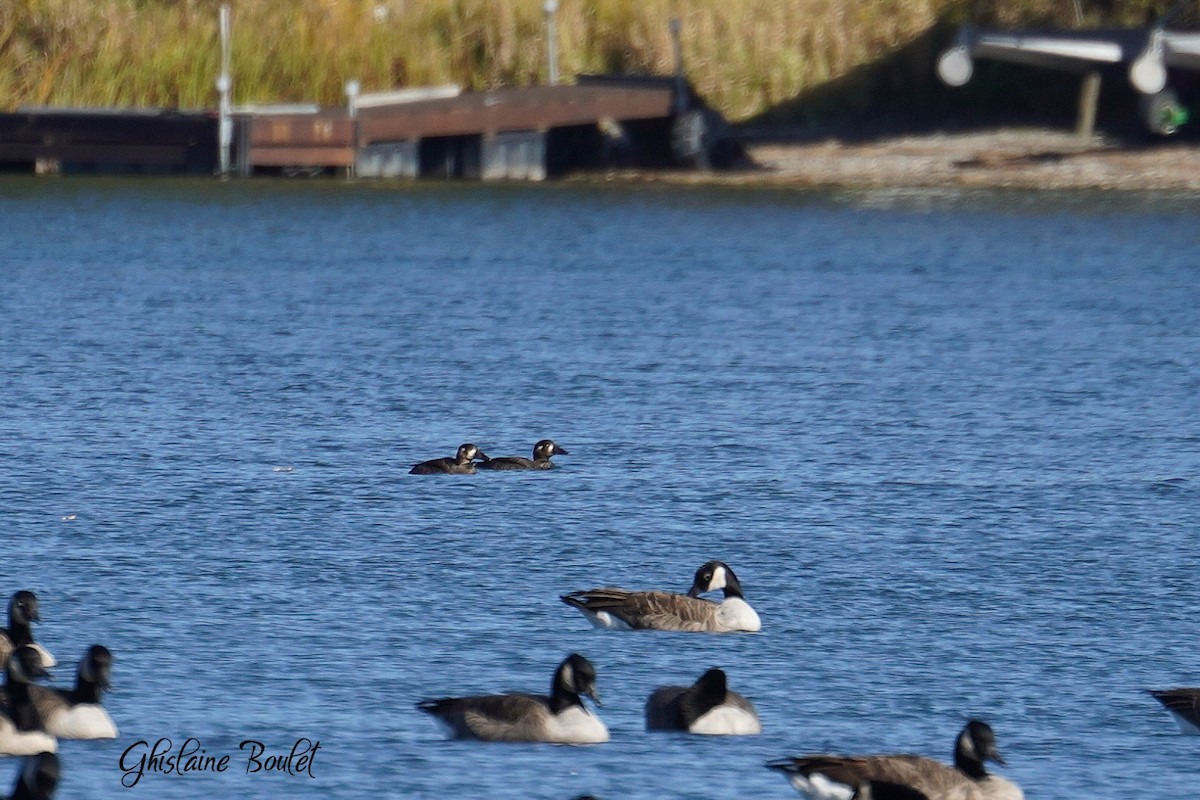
<box><xmin>1150</xmin><ymin>688</ymin><xmax>1200</xmax><ymax>716</ymax></box>
<box><xmin>421</xmin><ymin>694</ymin><xmax>550</xmax><ymax>741</ymax></box>
<box><xmin>782</xmin><ymin>755</ymin><xmax>972</xmax><ymax>798</ymax></box>
<box><xmin>564</xmin><ymin>589</ymin><xmax>717</xmax><ymax>631</ymax></box>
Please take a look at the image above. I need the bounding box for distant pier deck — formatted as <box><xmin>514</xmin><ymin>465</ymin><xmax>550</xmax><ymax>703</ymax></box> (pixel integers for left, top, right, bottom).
<box><xmin>0</xmin><ymin>108</ymin><xmax>218</xmax><ymax>175</ymax></box>
<box><xmin>0</xmin><ymin>77</ymin><xmax>739</xmax><ymax>180</ymax></box>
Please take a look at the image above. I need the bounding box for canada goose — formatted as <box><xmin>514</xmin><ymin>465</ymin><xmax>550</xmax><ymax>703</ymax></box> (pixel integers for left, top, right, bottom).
<box><xmin>476</xmin><ymin>440</ymin><xmax>569</xmax><ymax>470</ymax></box>
<box><xmin>0</xmin><ymin>594</ymin><xmax>55</xmax><ymax>670</ymax></box>
<box><xmin>644</xmin><ymin>667</ymin><xmax>762</xmax><ymax>735</ymax></box>
<box><xmin>28</xmin><ymin>645</ymin><xmax>116</xmax><ymax>740</ymax></box>
<box><xmin>409</xmin><ymin>443</ymin><xmax>490</xmax><ymax>475</ymax></box>
<box><xmin>416</xmin><ymin>653</ymin><xmax>608</xmax><ymax>744</ymax></box>
<box><xmin>765</xmin><ymin>719</ymin><xmax>1023</xmax><ymax>800</ymax></box>
<box><xmin>561</xmin><ymin>561</ymin><xmax>761</xmax><ymax>633</ymax></box>
<box><xmin>1148</xmin><ymin>687</ymin><xmax>1200</xmax><ymax>734</ymax></box>
<box><xmin>0</xmin><ymin>648</ymin><xmax>56</xmax><ymax>756</ymax></box>
<box><xmin>5</xmin><ymin>752</ymin><xmax>58</xmax><ymax>800</ymax></box>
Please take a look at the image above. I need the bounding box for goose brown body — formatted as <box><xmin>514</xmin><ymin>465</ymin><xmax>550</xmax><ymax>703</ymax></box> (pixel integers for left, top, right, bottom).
<box><xmin>645</xmin><ymin>668</ymin><xmax>761</xmax><ymax>735</ymax></box>
<box><xmin>0</xmin><ymin>647</ymin><xmax>56</xmax><ymax>757</ymax></box>
<box><xmin>1149</xmin><ymin>688</ymin><xmax>1200</xmax><ymax>733</ymax></box>
<box><xmin>766</xmin><ymin>720</ymin><xmax>1023</xmax><ymax>800</ymax></box>
<box><xmin>417</xmin><ymin>653</ymin><xmax>608</xmax><ymax>744</ymax></box>
<box><xmin>27</xmin><ymin>645</ymin><xmax>117</xmax><ymax>740</ymax></box>
<box><xmin>561</xmin><ymin>561</ymin><xmax>760</xmax><ymax>633</ymax></box>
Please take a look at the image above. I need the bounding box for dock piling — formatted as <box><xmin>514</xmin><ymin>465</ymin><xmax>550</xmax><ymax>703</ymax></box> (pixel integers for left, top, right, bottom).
<box><xmin>545</xmin><ymin>1</ymin><xmax>560</xmax><ymax>86</ymax></box>
<box><xmin>217</xmin><ymin>5</ymin><xmax>233</xmax><ymax>177</ymax></box>
<box><xmin>1076</xmin><ymin>71</ymin><xmax>1101</xmax><ymax>139</ymax></box>
<box><xmin>346</xmin><ymin>80</ymin><xmax>361</xmax><ymax>179</ymax></box>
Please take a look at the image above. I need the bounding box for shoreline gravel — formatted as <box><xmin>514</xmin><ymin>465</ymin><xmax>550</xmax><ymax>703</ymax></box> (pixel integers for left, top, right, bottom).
<box><xmin>572</xmin><ymin>128</ymin><xmax>1200</xmax><ymax>192</ymax></box>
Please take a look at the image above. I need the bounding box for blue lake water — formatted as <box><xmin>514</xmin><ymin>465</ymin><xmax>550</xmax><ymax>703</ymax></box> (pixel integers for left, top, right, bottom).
<box><xmin>0</xmin><ymin>177</ymin><xmax>1197</xmax><ymax>799</ymax></box>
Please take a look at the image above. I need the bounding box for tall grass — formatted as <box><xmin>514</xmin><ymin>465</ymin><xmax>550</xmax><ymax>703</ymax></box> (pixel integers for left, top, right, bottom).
<box><xmin>0</xmin><ymin>0</ymin><xmax>1176</xmax><ymax>120</ymax></box>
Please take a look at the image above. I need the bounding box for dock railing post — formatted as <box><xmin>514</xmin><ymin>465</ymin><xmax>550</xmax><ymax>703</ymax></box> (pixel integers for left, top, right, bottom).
<box><xmin>669</xmin><ymin>17</ymin><xmax>686</xmax><ymax>114</ymax></box>
<box><xmin>1076</xmin><ymin>71</ymin><xmax>1101</xmax><ymax>139</ymax></box>
<box><xmin>1069</xmin><ymin>0</ymin><xmax>1100</xmax><ymax>140</ymax></box>
<box><xmin>217</xmin><ymin>5</ymin><xmax>233</xmax><ymax>177</ymax></box>
<box><xmin>346</xmin><ymin>79</ymin><xmax>360</xmax><ymax>180</ymax></box>
<box><xmin>544</xmin><ymin>1</ymin><xmax>559</xmax><ymax>85</ymax></box>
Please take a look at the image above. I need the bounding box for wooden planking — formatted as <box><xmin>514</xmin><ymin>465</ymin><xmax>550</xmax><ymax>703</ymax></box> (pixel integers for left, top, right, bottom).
<box><xmin>359</xmin><ymin>84</ymin><xmax>673</xmax><ymax>142</ymax></box>
<box><xmin>247</xmin><ymin>145</ymin><xmax>355</xmax><ymax>167</ymax></box>
<box><xmin>242</xmin><ymin>84</ymin><xmax>673</xmax><ymax>171</ymax></box>
<box><xmin>243</xmin><ymin>112</ymin><xmax>354</xmax><ymax>170</ymax></box>
<box><xmin>246</xmin><ymin>113</ymin><xmax>354</xmax><ymax>147</ymax></box>
<box><xmin>0</xmin><ymin>81</ymin><xmax>685</xmax><ymax>176</ymax></box>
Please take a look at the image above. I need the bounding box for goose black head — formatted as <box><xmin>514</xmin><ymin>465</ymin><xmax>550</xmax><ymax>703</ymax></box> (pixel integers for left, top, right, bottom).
<box><xmin>693</xmin><ymin>668</ymin><xmax>728</xmax><ymax>697</ymax></box>
<box><xmin>8</xmin><ymin>591</ymin><xmax>40</xmax><ymax>625</ymax></box>
<box><xmin>955</xmin><ymin>719</ymin><xmax>1006</xmax><ymax>778</ymax></box>
<box><xmin>686</xmin><ymin>561</ymin><xmax>742</xmax><ymax>599</ymax></box>
<box><xmin>17</xmin><ymin>751</ymin><xmax>59</xmax><ymax>800</ymax></box>
<box><xmin>683</xmin><ymin>668</ymin><xmax>730</xmax><ymax>719</ymax></box>
<box><xmin>81</xmin><ymin>644</ymin><xmax>114</xmax><ymax>691</ymax></box>
<box><xmin>7</xmin><ymin>645</ymin><xmax>51</xmax><ymax>684</ymax></box>
<box><xmin>555</xmin><ymin>653</ymin><xmax>601</xmax><ymax>707</ymax></box>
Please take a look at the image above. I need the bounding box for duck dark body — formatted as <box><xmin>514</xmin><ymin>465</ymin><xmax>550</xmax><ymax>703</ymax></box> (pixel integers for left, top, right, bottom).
<box><xmin>409</xmin><ymin>443</ymin><xmax>489</xmax><ymax>475</ymax></box>
<box><xmin>476</xmin><ymin>440</ymin><xmax>568</xmax><ymax>471</ymax></box>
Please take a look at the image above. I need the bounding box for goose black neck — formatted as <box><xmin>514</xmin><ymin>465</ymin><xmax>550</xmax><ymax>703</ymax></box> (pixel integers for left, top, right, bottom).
<box><xmin>71</xmin><ymin>671</ymin><xmax>105</xmax><ymax>704</ymax></box>
<box><xmin>4</xmin><ymin>680</ymin><xmax>42</xmax><ymax>732</ymax></box>
<box><xmin>549</xmin><ymin>692</ymin><xmax>582</xmax><ymax>713</ymax></box>
<box><xmin>6</xmin><ymin>621</ymin><xmax>33</xmax><ymax>648</ymax></box>
<box><xmin>954</xmin><ymin>751</ymin><xmax>988</xmax><ymax>780</ymax></box>
<box><xmin>681</xmin><ymin>670</ymin><xmax>727</xmax><ymax>723</ymax></box>
<box><xmin>549</xmin><ymin>680</ymin><xmax>583</xmax><ymax>714</ymax></box>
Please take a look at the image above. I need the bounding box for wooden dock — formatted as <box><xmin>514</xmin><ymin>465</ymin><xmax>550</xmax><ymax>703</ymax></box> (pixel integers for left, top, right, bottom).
<box><xmin>0</xmin><ymin>77</ymin><xmax>740</xmax><ymax>180</ymax></box>
<box><xmin>0</xmin><ymin>108</ymin><xmax>217</xmax><ymax>175</ymax></box>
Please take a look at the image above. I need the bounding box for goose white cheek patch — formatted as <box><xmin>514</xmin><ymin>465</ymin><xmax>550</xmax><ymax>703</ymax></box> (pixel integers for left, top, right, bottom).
<box><xmin>710</xmin><ymin>565</ymin><xmax>727</xmax><ymax>590</ymax></box>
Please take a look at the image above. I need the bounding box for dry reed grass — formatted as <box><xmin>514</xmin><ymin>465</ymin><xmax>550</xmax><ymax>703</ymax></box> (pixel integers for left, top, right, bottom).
<box><xmin>0</xmin><ymin>0</ymin><xmax>1173</xmax><ymax>119</ymax></box>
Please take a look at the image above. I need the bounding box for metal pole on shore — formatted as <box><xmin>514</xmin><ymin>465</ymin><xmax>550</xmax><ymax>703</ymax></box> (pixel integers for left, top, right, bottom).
<box><xmin>217</xmin><ymin>5</ymin><xmax>233</xmax><ymax>177</ymax></box>
<box><xmin>544</xmin><ymin>0</ymin><xmax>559</xmax><ymax>86</ymax></box>
<box><xmin>345</xmin><ymin>79</ymin><xmax>360</xmax><ymax>180</ymax></box>
<box><xmin>670</xmin><ymin>18</ymin><xmax>686</xmax><ymax>114</ymax></box>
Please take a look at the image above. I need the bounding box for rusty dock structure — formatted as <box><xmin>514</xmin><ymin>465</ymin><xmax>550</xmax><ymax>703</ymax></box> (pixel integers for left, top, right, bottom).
<box><xmin>0</xmin><ymin>76</ymin><xmax>739</xmax><ymax>181</ymax></box>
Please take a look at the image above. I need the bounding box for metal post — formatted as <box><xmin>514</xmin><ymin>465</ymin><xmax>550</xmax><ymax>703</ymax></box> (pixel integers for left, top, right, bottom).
<box><xmin>217</xmin><ymin>5</ymin><xmax>233</xmax><ymax>177</ymax></box>
<box><xmin>544</xmin><ymin>1</ymin><xmax>559</xmax><ymax>85</ymax></box>
<box><xmin>669</xmin><ymin>18</ymin><xmax>686</xmax><ymax>113</ymax></box>
<box><xmin>1076</xmin><ymin>71</ymin><xmax>1101</xmax><ymax>139</ymax></box>
<box><xmin>345</xmin><ymin>80</ymin><xmax>361</xmax><ymax>180</ymax></box>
